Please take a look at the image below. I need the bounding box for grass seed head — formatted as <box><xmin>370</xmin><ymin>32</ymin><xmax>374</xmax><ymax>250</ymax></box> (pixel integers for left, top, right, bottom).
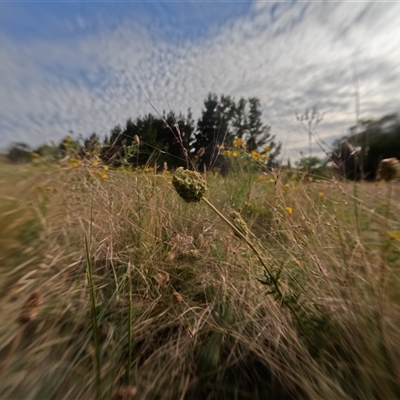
<box><xmin>18</xmin><ymin>291</ymin><xmax>42</xmax><ymax>324</ymax></box>
<box><xmin>112</xmin><ymin>386</ymin><xmax>137</xmax><ymax>399</ymax></box>
<box><xmin>377</xmin><ymin>157</ymin><xmax>400</xmax><ymax>182</ymax></box>
<box><xmin>172</xmin><ymin>167</ymin><xmax>208</xmax><ymax>203</ymax></box>
<box><xmin>173</xmin><ymin>292</ymin><xmax>183</xmax><ymax>303</ymax></box>
<box><xmin>229</xmin><ymin>210</ymin><xmax>249</xmax><ymax>237</ymax></box>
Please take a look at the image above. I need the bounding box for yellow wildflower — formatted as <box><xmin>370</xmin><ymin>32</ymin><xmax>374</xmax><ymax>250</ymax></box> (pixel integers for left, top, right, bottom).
<box><xmin>263</xmin><ymin>146</ymin><xmax>271</xmax><ymax>153</ymax></box>
<box><xmin>251</xmin><ymin>150</ymin><xmax>261</xmax><ymax>159</ymax></box>
<box><xmin>319</xmin><ymin>191</ymin><xmax>325</xmax><ymax>198</ymax></box>
<box><xmin>103</xmin><ymin>165</ymin><xmax>109</xmax><ymax>171</ymax></box>
<box><xmin>68</xmin><ymin>159</ymin><xmax>80</xmax><ymax>168</ymax></box>
<box><xmin>233</xmin><ymin>137</ymin><xmax>243</xmax><ymax>147</ymax></box>
<box><xmin>285</xmin><ymin>207</ymin><xmax>293</xmax><ymax>215</ymax></box>
<box><xmin>98</xmin><ymin>172</ymin><xmax>108</xmax><ymax>180</ymax></box>
<box><xmin>388</xmin><ymin>231</ymin><xmax>400</xmax><ymax>241</ymax></box>
<box><xmin>232</xmin><ymin>151</ymin><xmax>238</xmax><ymax>158</ymax></box>
<box><xmin>268</xmin><ymin>178</ymin><xmax>275</xmax><ymax>183</ymax></box>
<box><xmin>285</xmin><ymin>183</ymin><xmax>289</xmax><ymax>188</ymax></box>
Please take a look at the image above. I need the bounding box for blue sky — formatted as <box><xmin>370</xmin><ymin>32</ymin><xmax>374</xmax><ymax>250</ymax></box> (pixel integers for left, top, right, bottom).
<box><xmin>1</xmin><ymin>1</ymin><xmax>400</xmax><ymax>160</ymax></box>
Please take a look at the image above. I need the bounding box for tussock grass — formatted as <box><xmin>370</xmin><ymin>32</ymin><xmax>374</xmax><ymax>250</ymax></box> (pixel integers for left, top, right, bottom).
<box><xmin>1</xmin><ymin>161</ymin><xmax>400</xmax><ymax>399</ymax></box>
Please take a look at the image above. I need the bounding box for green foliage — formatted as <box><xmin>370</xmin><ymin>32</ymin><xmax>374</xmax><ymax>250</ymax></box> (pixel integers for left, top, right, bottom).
<box><xmin>194</xmin><ymin>94</ymin><xmax>281</xmax><ymax>171</ymax></box>
<box><xmin>332</xmin><ymin>113</ymin><xmax>400</xmax><ymax>180</ymax></box>
<box><xmin>7</xmin><ymin>143</ymin><xmax>32</xmax><ymax>163</ymax></box>
<box><xmin>58</xmin><ymin>135</ymin><xmax>82</xmax><ymax>158</ymax></box>
<box><xmin>296</xmin><ymin>156</ymin><xmax>330</xmax><ymax>177</ymax></box>
<box><xmin>35</xmin><ymin>144</ymin><xmax>59</xmax><ymax>159</ymax></box>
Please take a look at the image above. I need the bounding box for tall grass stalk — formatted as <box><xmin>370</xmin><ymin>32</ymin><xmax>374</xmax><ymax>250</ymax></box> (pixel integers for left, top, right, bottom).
<box><xmin>85</xmin><ymin>234</ymin><xmax>101</xmax><ymax>396</ymax></box>
<box><xmin>200</xmin><ymin>196</ymin><xmax>303</xmax><ymax>327</ymax></box>
<box><xmin>380</xmin><ymin>182</ymin><xmax>393</xmax><ymax>288</ymax></box>
<box><xmin>126</xmin><ymin>262</ymin><xmax>133</xmax><ymax>384</ymax></box>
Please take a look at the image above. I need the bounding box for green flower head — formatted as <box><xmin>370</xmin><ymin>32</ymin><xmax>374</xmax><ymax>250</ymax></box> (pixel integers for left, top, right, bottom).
<box><xmin>229</xmin><ymin>210</ymin><xmax>249</xmax><ymax>237</ymax></box>
<box><xmin>172</xmin><ymin>167</ymin><xmax>208</xmax><ymax>203</ymax></box>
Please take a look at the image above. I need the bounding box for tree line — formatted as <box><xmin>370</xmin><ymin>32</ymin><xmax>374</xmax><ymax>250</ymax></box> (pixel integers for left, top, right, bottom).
<box><xmin>7</xmin><ymin>93</ymin><xmax>281</xmax><ymax>173</ymax></box>
<box><xmin>331</xmin><ymin>113</ymin><xmax>400</xmax><ymax>180</ymax></box>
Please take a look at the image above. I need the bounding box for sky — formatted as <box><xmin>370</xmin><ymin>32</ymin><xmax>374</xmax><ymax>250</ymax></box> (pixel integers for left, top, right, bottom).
<box><xmin>1</xmin><ymin>1</ymin><xmax>400</xmax><ymax>161</ymax></box>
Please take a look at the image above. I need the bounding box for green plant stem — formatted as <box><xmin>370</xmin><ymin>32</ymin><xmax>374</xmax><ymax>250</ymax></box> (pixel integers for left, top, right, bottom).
<box><xmin>201</xmin><ymin>196</ymin><xmax>310</xmax><ymax>333</ymax></box>
<box><xmin>201</xmin><ymin>196</ymin><xmax>302</xmax><ymax>323</ymax></box>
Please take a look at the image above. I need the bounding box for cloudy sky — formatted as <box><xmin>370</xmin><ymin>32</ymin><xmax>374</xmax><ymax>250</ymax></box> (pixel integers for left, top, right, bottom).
<box><xmin>1</xmin><ymin>1</ymin><xmax>400</xmax><ymax>160</ymax></box>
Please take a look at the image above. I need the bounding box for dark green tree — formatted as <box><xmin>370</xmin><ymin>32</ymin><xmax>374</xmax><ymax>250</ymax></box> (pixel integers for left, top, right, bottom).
<box><xmin>158</xmin><ymin>110</ymin><xmax>194</xmax><ymax>170</ymax></box>
<box><xmin>100</xmin><ymin>125</ymin><xmax>125</xmax><ymax>166</ymax></box>
<box><xmin>231</xmin><ymin>97</ymin><xmax>248</xmax><ymax>140</ymax></box>
<box><xmin>245</xmin><ymin>97</ymin><xmax>281</xmax><ymax>166</ymax></box>
<box><xmin>331</xmin><ymin>113</ymin><xmax>400</xmax><ymax>180</ymax></box>
<box><xmin>194</xmin><ymin>93</ymin><xmax>235</xmax><ymax>171</ymax></box>
<box><xmin>7</xmin><ymin>143</ymin><xmax>32</xmax><ymax>163</ymax></box>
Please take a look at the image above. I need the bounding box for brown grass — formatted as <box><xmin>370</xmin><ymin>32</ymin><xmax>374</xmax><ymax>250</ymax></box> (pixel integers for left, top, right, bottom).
<box><xmin>0</xmin><ymin>161</ymin><xmax>400</xmax><ymax>399</ymax></box>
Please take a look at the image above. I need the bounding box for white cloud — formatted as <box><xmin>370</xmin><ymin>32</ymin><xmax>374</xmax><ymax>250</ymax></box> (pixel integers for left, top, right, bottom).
<box><xmin>1</xmin><ymin>1</ymin><xmax>400</xmax><ymax>161</ymax></box>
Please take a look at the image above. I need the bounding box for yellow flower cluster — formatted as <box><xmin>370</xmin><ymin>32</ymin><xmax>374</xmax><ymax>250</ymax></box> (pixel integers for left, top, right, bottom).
<box><xmin>222</xmin><ymin>138</ymin><xmax>271</xmax><ymax>163</ymax></box>
<box><xmin>263</xmin><ymin>146</ymin><xmax>271</xmax><ymax>153</ymax></box>
<box><xmin>250</xmin><ymin>150</ymin><xmax>269</xmax><ymax>162</ymax></box>
<box><xmin>68</xmin><ymin>158</ymin><xmax>81</xmax><ymax>168</ymax></box>
<box><xmin>98</xmin><ymin>172</ymin><xmax>108</xmax><ymax>180</ymax></box>
<box><xmin>233</xmin><ymin>137</ymin><xmax>244</xmax><ymax>148</ymax></box>
<box><xmin>388</xmin><ymin>231</ymin><xmax>400</xmax><ymax>241</ymax></box>
<box><xmin>224</xmin><ymin>150</ymin><xmax>239</xmax><ymax>158</ymax></box>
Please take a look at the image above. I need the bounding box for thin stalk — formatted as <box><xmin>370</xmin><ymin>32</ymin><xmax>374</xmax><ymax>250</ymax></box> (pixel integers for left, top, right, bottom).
<box><xmin>380</xmin><ymin>182</ymin><xmax>392</xmax><ymax>288</ymax></box>
<box><xmin>126</xmin><ymin>262</ymin><xmax>133</xmax><ymax>384</ymax></box>
<box><xmin>85</xmin><ymin>234</ymin><xmax>101</xmax><ymax>396</ymax></box>
<box><xmin>201</xmin><ymin>196</ymin><xmax>302</xmax><ymax>324</ymax></box>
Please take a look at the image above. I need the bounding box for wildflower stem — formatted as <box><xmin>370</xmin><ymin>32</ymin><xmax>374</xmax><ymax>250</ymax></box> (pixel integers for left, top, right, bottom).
<box><xmin>85</xmin><ymin>234</ymin><xmax>101</xmax><ymax>396</ymax></box>
<box><xmin>201</xmin><ymin>197</ymin><xmax>283</xmax><ymax>300</ymax></box>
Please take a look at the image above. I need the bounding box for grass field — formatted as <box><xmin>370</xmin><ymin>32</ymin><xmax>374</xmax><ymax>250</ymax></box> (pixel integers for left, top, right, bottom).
<box><xmin>1</xmin><ymin>160</ymin><xmax>400</xmax><ymax>399</ymax></box>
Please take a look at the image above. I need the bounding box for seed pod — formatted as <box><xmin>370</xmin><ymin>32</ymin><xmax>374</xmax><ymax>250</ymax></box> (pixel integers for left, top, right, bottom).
<box><xmin>173</xmin><ymin>292</ymin><xmax>183</xmax><ymax>303</ymax></box>
<box><xmin>18</xmin><ymin>291</ymin><xmax>42</xmax><ymax>324</ymax></box>
<box><xmin>378</xmin><ymin>158</ymin><xmax>400</xmax><ymax>182</ymax></box>
<box><xmin>172</xmin><ymin>167</ymin><xmax>208</xmax><ymax>203</ymax></box>
<box><xmin>197</xmin><ymin>147</ymin><xmax>205</xmax><ymax>158</ymax></box>
<box><xmin>112</xmin><ymin>386</ymin><xmax>137</xmax><ymax>399</ymax></box>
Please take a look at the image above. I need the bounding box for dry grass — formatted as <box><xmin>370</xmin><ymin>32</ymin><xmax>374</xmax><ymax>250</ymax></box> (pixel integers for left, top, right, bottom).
<box><xmin>1</xmin><ymin>161</ymin><xmax>400</xmax><ymax>399</ymax></box>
